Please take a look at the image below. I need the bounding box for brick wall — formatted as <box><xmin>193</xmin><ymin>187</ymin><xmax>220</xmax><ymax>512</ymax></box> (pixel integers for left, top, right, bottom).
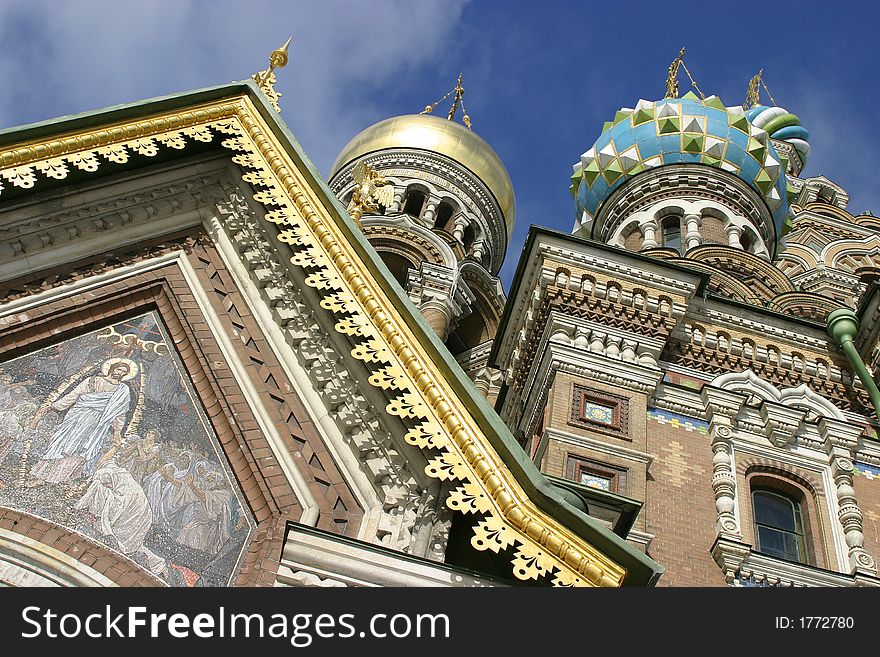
<box><xmin>854</xmin><ymin>465</ymin><xmax>880</xmax><ymax>563</ymax></box>
<box><xmin>644</xmin><ymin>410</ymin><xmax>726</xmax><ymax>586</ymax></box>
<box><xmin>700</xmin><ymin>216</ymin><xmax>727</xmax><ymax>245</ymax></box>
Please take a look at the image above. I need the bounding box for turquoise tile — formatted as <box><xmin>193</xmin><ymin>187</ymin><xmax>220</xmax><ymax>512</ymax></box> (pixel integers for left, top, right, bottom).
<box><xmin>612</xmin><ymin>128</ymin><xmax>636</xmax><ymax>151</ymax></box>
<box><xmin>659</xmin><ymin>134</ymin><xmax>680</xmax><ymax>152</ymax></box>
<box><xmin>728</xmin><ymin>127</ymin><xmax>749</xmax><ymax>149</ymax></box>
<box><xmin>707</xmin><ymin>115</ymin><xmax>729</xmax><ymax>137</ymax></box>
<box><xmin>723</xmin><ymin>144</ymin><xmax>747</xmax><ymax>168</ymax></box>
<box><xmin>638</xmin><ymin>136</ymin><xmax>661</xmax><ymax>159</ymax></box>
<box><xmin>632</xmin><ymin>122</ymin><xmax>657</xmax><ymax>143</ymax></box>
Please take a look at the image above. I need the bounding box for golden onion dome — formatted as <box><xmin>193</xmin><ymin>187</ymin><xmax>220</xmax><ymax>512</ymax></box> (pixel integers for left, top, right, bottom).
<box><xmin>329</xmin><ymin>114</ymin><xmax>515</xmax><ymax>241</ymax></box>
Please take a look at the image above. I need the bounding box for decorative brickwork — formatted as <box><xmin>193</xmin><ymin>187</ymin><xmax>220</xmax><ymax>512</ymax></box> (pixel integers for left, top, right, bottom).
<box><xmin>570</xmin><ymin>385</ymin><xmax>630</xmax><ymax>438</ymax></box>
<box><xmin>645</xmin><ymin>412</ymin><xmax>726</xmax><ymax>586</ymax></box>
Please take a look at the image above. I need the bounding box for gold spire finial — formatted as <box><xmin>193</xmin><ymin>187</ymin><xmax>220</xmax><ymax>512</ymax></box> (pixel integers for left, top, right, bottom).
<box><xmin>420</xmin><ymin>73</ymin><xmax>473</xmax><ymax>130</ymax></box>
<box><xmin>252</xmin><ymin>36</ymin><xmax>292</xmax><ymax>113</ymax></box>
<box><xmin>744</xmin><ymin>69</ymin><xmax>763</xmax><ymax>108</ymax></box>
<box><xmin>743</xmin><ymin>68</ymin><xmax>776</xmax><ymax>109</ymax></box>
<box><xmin>663</xmin><ymin>47</ymin><xmax>705</xmax><ymax>100</ymax></box>
<box><xmin>665</xmin><ymin>48</ymin><xmax>685</xmax><ymax>99</ymax></box>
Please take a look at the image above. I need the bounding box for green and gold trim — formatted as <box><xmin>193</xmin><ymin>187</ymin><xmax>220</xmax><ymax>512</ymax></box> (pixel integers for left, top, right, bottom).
<box><xmin>0</xmin><ymin>90</ymin><xmax>636</xmax><ymax>586</ymax></box>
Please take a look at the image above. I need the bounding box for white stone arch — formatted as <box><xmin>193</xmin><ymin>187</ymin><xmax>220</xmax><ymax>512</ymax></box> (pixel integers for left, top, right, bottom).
<box><xmin>361</xmin><ymin>214</ymin><xmax>459</xmax><ymax>270</ymax></box>
<box><xmin>823</xmin><ymin>234</ymin><xmax>880</xmax><ymax>270</ymax></box>
<box><xmin>711</xmin><ymin>369</ymin><xmax>781</xmax><ymax>403</ymax></box>
<box><xmin>0</xmin><ymin>528</ymin><xmax>117</xmax><ymax>587</ymax></box>
<box><xmin>778</xmin><ymin>383</ymin><xmax>846</xmax><ymax>420</ymax></box>
<box><xmin>776</xmin><ymin>245</ymin><xmax>818</xmax><ymax>277</ymax></box>
<box><xmin>609</xmin><ymin>215</ymin><xmax>644</xmax><ymax>248</ymax></box>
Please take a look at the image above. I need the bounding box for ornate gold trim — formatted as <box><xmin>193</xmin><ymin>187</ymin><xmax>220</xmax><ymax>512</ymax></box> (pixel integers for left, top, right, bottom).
<box><xmin>0</xmin><ymin>94</ymin><xmax>627</xmax><ymax>586</ymax></box>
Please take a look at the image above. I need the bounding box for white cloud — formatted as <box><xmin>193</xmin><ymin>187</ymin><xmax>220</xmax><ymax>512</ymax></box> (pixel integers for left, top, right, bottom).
<box><xmin>0</xmin><ymin>0</ymin><xmax>467</xmax><ymax>175</ymax></box>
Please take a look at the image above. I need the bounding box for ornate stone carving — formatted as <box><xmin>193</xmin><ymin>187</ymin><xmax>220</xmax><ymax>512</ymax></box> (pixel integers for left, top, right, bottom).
<box><xmin>214</xmin><ymin>190</ymin><xmax>441</xmax><ymax>555</ymax></box>
<box><xmin>831</xmin><ymin>456</ymin><xmax>877</xmax><ymax>574</ymax></box>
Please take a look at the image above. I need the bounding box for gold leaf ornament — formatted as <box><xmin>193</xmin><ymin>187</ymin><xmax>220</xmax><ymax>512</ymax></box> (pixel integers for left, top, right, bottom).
<box><xmin>471</xmin><ymin>516</ymin><xmax>517</xmax><ymax>553</ymax></box>
<box><xmin>37</xmin><ymin>158</ymin><xmax>69</xmax><ymax>180</ymax></box>
<box><xmin>511</xmin><ymin>542</ymin><xmax>553</xmax><ymax>581</ymax></box>
<box><xmin>386</xmin><ymin>392</ymin><xmax>430</xmax><ymax>419</ymax></box>
<box><xmin>403</xmin><ymin>421</ymin><xmax>450</xmax><ymax>449</ymax></box>
<box><xmin>447</xmin><ymin>481</ymin><xmax>492</xmax><ymax>514</ymax></box>
<box><xmin>425</xmin><ymin>450</ymin><xmax>469</xmax><ymax>481</ymax></box>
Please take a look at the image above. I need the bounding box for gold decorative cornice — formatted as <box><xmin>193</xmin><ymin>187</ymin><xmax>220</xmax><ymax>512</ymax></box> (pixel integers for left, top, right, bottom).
<box><xmin>0</xmin><ymin>93</ymin><xmax>627</xmax><ymax>586</ymax></box>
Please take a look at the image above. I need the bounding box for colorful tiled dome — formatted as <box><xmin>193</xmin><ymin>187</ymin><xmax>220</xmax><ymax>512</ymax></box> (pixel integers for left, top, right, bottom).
<box><xmin>571</xmin><ymin>93</ymin><xmax>789</xmax><ymax>238</ymax></box>
<box><xmin>745</xmin><ymin>104</ymin><xmax>809</xmax><ymax>164</ymax></box>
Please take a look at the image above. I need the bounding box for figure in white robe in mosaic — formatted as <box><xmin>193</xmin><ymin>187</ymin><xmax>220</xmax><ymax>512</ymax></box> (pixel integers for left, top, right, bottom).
<box><xmin>143</xmin><ymin>450</ymin><xmax>199</xmax><ymax>534</ymax></box>
<box><xmin>175</xmin><ymin>468</ymin><xmax>234</xmax><ymax>555</ymax></box>
<box><xmin>29</xmin><ymin>360</ymin><xmax>135</xmax><ymax>484</ymax></box>
<box><xmin>75</xmin><ymin>459</ymin><xmax>167</xmax><ymax>576</ymax></box>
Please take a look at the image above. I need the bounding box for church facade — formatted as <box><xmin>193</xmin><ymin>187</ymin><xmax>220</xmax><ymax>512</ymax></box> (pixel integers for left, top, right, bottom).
<box><xmin>0</xmin><ymin>60</ymin><xmax>878</xmax><ymax>587</ymax></box>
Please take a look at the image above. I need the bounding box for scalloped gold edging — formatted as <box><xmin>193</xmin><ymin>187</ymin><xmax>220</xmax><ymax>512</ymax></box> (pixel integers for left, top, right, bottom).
<box><xmin>0</xmin><ymin>94</ymin><xmax>628</xmax><ymax>587</ymax></box>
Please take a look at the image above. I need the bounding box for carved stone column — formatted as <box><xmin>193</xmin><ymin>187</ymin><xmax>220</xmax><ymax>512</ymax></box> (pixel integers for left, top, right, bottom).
<box><xmin>702</xmin><ymin>387</ymin><xmax>746</xmax><ymax>541</ymax></box>
<box><xmin>422</xmin><ymin>200</ymin><xmax>438</xmax><ymax>225</ymax></box>
<box><xmin>452</xmin><ymin>216</ymin><xmax>468</xmax><ymax>243</ymax></box>
<box><xmin>725</xmin><ymin>222</ymin><xmax>743</xmax><ymax>249</ymax></box>
<box><xmin>641</xmin><ymin>219</ymin><xmax>659</xmax><ymax>249</ymax></box>
<box><xmin>832</xmin><ymin>456</ymin><xmax>877</xmax><ymax>574</ymax></box>
<box><xmin>390</xmin><ymin>189</ymin><xmax>404</xmax><ymax>212</ymax></box>
<box><xmin>818</xmin><ymin>417</ymin><xmax>877</xmax><ymax>575</ymax></box>
<box><xmin>684</xmin><ymin>213</ymin><xmax>702</xmax><ymax>250</ymax></box>
<box><xmin>711</xmin><ymin>426</ymin><xmax>740</xmax><ymax>538</ymax></box>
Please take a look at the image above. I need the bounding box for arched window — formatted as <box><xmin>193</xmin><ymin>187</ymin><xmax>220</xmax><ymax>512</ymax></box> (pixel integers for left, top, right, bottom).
<box><xmin>661</xmin><ymin>217</ymin><xmax>682</xmax><ymax>253</ymax></box>
<box><xmin>433</xmin><ymin>200</ymin><xmax>456</xmax><ymax>231</ymax></box>
<box><xmin>403</xmin><ymin>188</ymin><xmax>427</xmax><ymax>218</ymax></box>
<box><xmin>752</xmin><ymin>489</ymin><xmax>808</xmax><ymax>563</ymax></box>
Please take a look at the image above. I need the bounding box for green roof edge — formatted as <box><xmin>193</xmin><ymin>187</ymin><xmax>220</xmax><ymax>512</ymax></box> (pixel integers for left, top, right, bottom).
<box><xmin>0</xmin><ymin>81</ymin><xmax>663</xmax><ymax>587</ymax></box>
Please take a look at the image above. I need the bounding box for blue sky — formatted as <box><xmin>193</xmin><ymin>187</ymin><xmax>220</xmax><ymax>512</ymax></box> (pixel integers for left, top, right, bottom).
<box><xmin>0</xmin><ymin>1</ymin><xmax>877</xmax><ymax>288</ymax></box>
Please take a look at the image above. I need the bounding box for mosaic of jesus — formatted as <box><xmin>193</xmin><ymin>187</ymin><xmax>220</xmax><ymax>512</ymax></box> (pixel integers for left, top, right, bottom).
<box><xmin>0</xmin><ymin>312</ymin><xmax>254</xmax><ymax>586</ymax></box>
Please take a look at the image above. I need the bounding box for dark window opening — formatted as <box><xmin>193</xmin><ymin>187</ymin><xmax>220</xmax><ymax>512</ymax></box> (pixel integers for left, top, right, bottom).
<box><xmin>433</xmin><ymin>201</ymin><xmax>455</xmax><ymax>231</ymax></box>
<box><xmin>403</xmin><ymin>189</ymin><xmax>427</xmax><ymax>218</ymax></box>
<box><xmin>462</xmin><ymin>224</ymin><xmax>476</xmax><ymax>250</ymax></box>
<box><xmin>445</xmin><ymin>311</ymin><xmax>488</xmax><ymax>356</ymax></box>
<box><xmin>661</xmin><ymin>217</ymin><xmax>682</xmax><ymax>253</ymax></box>
<box><xmin>752</xmin><ymin>489</ymin><xmax>808</xmax><ymax>563</ymax></box>
<box><xmin>377</xmin><ymin>252</ymin><xmax>412</xmax><ymax>288</ymax></box>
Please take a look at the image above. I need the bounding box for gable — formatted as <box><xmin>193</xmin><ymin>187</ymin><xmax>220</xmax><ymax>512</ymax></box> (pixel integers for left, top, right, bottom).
<box><xmin>0</xmin><ymin>83</ymin><xmax>660</xmax><ymax>586</ymax></box>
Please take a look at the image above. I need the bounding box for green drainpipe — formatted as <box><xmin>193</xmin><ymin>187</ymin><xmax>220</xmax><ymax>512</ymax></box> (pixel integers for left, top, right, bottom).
<box><xmin>827</xmin><ymin>308</ymin><xmax>880</xmax><ymax>418</ymax></box>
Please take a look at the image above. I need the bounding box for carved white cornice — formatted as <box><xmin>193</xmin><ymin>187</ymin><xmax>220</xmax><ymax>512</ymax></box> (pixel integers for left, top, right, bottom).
<box><xmin>278</xmin><ymin>525</ymin><xmax>502</xmax><ymax>588</ymax></box>
<box><xmin>541</xmin><ymin>427</ymin><xmax>653</xmax><ymax>466</ymax></box>
<box><xmin>0</xmin><ymin>156</ymin><xmax>235</xmax><ymax>281</ymax></box>
<box><xmin>213</xmin><ymin>189</ymin><xmax>446</xmax><ymax>555</ymax></box>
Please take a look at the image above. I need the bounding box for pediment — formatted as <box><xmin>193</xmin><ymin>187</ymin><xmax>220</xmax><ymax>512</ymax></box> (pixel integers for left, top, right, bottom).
<box><xmin>0</xmin><ymin>83</ymin><xmax>660</xmax><ymax>586</ymax></box>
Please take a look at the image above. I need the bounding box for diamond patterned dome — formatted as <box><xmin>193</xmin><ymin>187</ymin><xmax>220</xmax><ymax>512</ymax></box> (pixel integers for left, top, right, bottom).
<box><xmin>571</xmin><ymin>94</ymin><xmax>790</xmax><ymax>239</ymax></box>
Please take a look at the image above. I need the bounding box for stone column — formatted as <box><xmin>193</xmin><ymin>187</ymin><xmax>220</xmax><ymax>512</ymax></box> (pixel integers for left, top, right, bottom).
<box><xmin>420</xmin><ymin>300</ymin><xmax>454</xmax><ymax>341</ymax></box>
<box><xmin>422</xmin><ymin>200</ymin><xmax>438</xmax><ymax>225</ymax></box>
<box><xmin>390</xmin><ymin>189</ymin><xmax>404</xmax><ymax>212</ymax></box>
<box><xmin>832</xmin><ymin>455</ymin><xmax>877</xmax><ymax>574</ymax></box>
<box><xmin>641</xmin><ymin>219</ymin><xmax>659</xmax><ymax>249</ymax></box>
<box><xmin>684</xmin><ymin>213</ymin><xmax>702</xmax><ymax>250</ymax></box>
<box><xmin>726</xmin><ymin>223</ymin><xmax>743</xmax><ymax>249</ymax></box>
<box><xmin>471</xmin><ymin>240</ymin><xmax>486</xmax><ymax>264</ymax></box>
<box><xmin>452</xmin><ymin>216</ymin><xmax>468</xmax><ymax>243</ymax></box>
